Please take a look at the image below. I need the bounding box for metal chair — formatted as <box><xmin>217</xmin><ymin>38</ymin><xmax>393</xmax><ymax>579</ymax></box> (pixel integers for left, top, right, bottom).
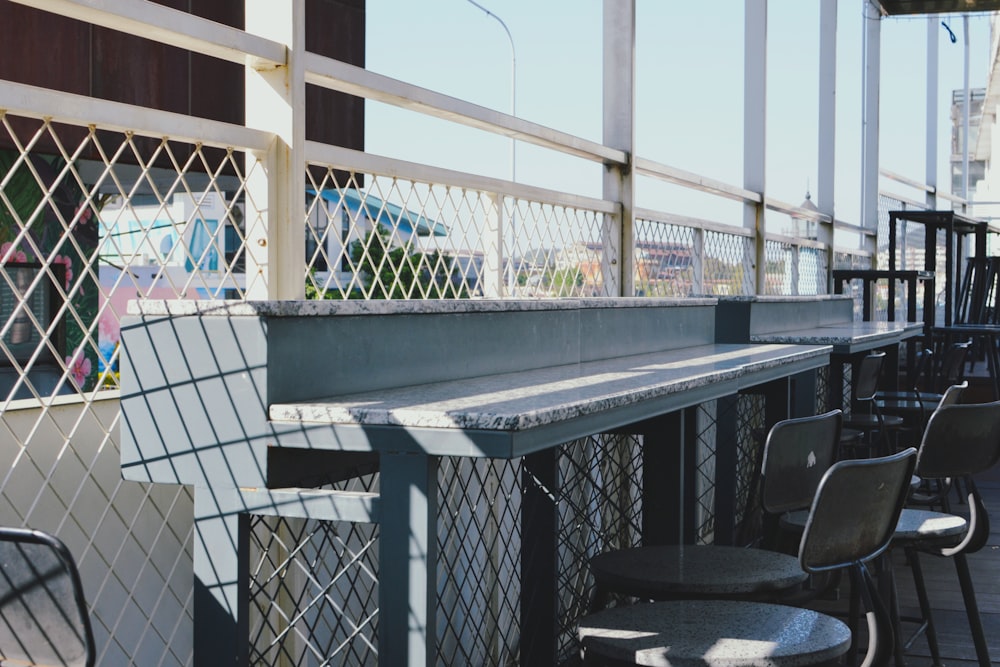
<box><xmin>587</xmin><ymin>410</ymin><xmax>842</xmax><ymax>609</ymax></box>
<box><xmin>578</xmin><ymin>448</ymin><xmax>917</xmax><ymax>667</ymax></box>
<box><xmin>842</xmin><ymin>352</ymin><xmax>905</xmax><ymax>458</ymax></box>
<box><xmin>0</xmin><ymin>527</ymin><xmax>95</xmax><ymax>667</ymax></box>
<box><xmin>889</xmin><ymin>400</ymin><xmax>1000</xmax><ymax>667</ymax></box>
<box><xmin>877</xmin><ymin>342</ymin><xmax>971</xmax><ymax>437</ymax></box>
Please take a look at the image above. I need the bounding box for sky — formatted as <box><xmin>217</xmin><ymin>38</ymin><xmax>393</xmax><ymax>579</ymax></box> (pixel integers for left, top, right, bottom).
<box><xmin>364</xmin><ymin>1</ymin><xmax>994</xmax><ymax>231</ymax></box>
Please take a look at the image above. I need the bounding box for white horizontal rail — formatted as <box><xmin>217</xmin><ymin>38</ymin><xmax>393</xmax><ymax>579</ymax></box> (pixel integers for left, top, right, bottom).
<box><xmin>305</xmin><ymin>142</ymin><xmax>616</xmax><ymax>214</ymax></box>
<box><xmin>833</xmin><ymin>219</ymin><xmax>877</xmax><ymax>237</ymax></box>
<box><xmin>634</xmin><ymin>157</ymin><xmax>762</xmax><ymax>204</ymax></box>
<box><xmin>936</xmin><ymin>190</ymin><xmax>968</xmax><ymax>205</ymax></box>
<box><xmin>880</xmin><ymin>190</ymin><xmax>928</xmax><ymax>211</ymax></box>
<box><xmin>764</xmin><ymin>196</ymin><xmax>833</xmax><ymax>224</ymax></box>
<box><xmin>9</xmin><ymin>0</ymin><xmax>286</xmax><ymax>68</ymax></box>
<box><xmin>634</xmin><ymin>208</ymin><xmax>755</xmax><ymax>238</ymax></box>
<box><xmin>879</xmin><ymin>168</ymin><xmax>934</xmax><ymax>194</ymax></box>
<box><xmin>305</xmin><ymin>53</ymin><xmax>626</xmax><ymax>167</ymax></box>
<box><xmin>763</xmin><ymin>230</ymin><xmax>828</xmax><ymax>251</ymax></box>
<box><xmin>834</xmin><ymin>244</ymin><xmax>873</xmax><ymax>259</ymax></box>
<box><xmin>0</xmin><ymin>80</ymin><xmax>273</xmax><ymax>152</ymax></box>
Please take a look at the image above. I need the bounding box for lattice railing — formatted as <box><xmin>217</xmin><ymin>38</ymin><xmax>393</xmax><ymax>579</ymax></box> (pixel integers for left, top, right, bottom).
<box><xmin>304</xmin><ymin>165</ymin><xmax>614</xmax><ymax>300</ymax></box>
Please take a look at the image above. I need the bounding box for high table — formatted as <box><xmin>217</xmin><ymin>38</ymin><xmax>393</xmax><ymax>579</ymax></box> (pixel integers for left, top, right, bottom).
<box><xmin>715</xmin><ymin>296</ymin><xmax>924</xmax><ymax>413</ymax></box>
<box><xmin>120</xmin><ymin>298</ymin><xmax>831</xmax><ymax>666</ymax></box>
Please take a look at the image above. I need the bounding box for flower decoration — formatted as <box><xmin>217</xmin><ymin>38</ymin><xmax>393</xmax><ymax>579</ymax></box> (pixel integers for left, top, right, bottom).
<box><xmin>65</xmin><ymin>348</ymin><xmax>92</xmax><ymax>390</ymax></box>
<box><xmin>52</xmin><ymin>254</ymin><xmax>73</xmax><ymax>289</ymax></box>
<box><xmin>1</xmin><ymin>242</ymin><xmax>27</xmax><ymax>263</ymax></box>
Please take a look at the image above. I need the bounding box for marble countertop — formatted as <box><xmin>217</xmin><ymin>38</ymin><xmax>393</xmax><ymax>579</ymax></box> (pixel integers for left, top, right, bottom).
<box><xmin>269</xmin><ymin>342</ymin><xmax>830</xmax><ymax>432</ymax></box>
<box><xmin>126</xmin><ymin>297</ymin><xmax>717</xmax><ymax>317</ymax></box>
<box><xmin>750</xmin><ymin>320</ymin><xmax>922</xmax><ymax>346</ymax></box>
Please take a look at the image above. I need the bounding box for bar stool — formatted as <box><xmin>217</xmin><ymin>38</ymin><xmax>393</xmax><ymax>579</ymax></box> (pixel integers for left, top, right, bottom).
<box><xmin>587</xmin><ymin>410</ymin><xmax>842</xmax><ymax>611</ymax></box>
<box><xmin>783</xmin><ymin>398</ymin><xmax>1000</xmax><ymax>667</ymax></box>
<box><xmin>842</xmin><ymin>352</ymin><xmax>905</xmax><ymax>458</ymax></box>
<box><xmin>890</xmin><ymin>400</ymin><xmax>1000</xmax><ymax>667</ymax></box>
<box><xmin>577</xmin><ymin>449</ymin><xmax>917</xmax><ymax>667</ymax></box>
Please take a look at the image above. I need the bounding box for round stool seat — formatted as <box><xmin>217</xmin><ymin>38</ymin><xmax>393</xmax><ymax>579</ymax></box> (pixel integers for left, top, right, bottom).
<box><xmin>892</xmin><ymin>508</ymin><xmax>967</xmax><ymax>542</ymax></box>
<box><xmin>781</xmin><ymin>507</ymin><xmax>967</xmax><ymax>543</ymax></box>
<box><xmin>578</xmin><ymin>599</ymin><xmax>851</xmax><ymax>667</ymax></box>
<box><xmin>590</xmin><ymin>545</ymin><xmax>807</xmax><ymax>600</ymax></box>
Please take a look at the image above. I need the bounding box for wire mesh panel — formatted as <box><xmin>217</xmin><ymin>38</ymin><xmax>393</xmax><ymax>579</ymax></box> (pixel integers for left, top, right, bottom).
<box><xmin>632</xmin><ymin>217</ymin><xmax>697</xmax><ymax>296</ymax></box>
<box><xmin>554</xmin><ymin>434</ymin><xmax>643</xmax><ymax>661</ymax></box>
<box><xmin>436</xmin><ymin>457</ymin><xmax>522</xmax><ymax>667</ymax></box>
<box><xmin>248</xmin><ymin>473</ymin><xmax>380</xmax><ymax>667</ymax></box>
<box><xmin>304</xmin><ymin>166</ymin><xmax>614</xmax><ymax>300</ymax></box>
<box><xmin>248</xmin><ymin>517</ymin><xmax>380</xmax><ymax>667</ymax></box>
<box><xmin>0</xmin><ymin>110</ymin><xmax>266</xmax><ymax>666</ymax></box>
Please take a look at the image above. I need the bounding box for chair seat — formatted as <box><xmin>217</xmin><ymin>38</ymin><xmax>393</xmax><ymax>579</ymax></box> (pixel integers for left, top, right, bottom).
<box><xmin>589</xmin><ymin>545</ymin><xmax>807</xmax><ymax>600</ymax></box>
<box><xmin>892</xmin><ymin>507</ymin><xmax>968</xmax><ymax>542</ymax></box>
<box><xmin>781</xmin><ymin>507</ymin><xmax>966</xmax><ymax>543</ymax></box>
<box><xmin>843</xmin><ymin>413</ymin><xmax>905</xmax><ymax>429</ymax></box>
<box><xmin>578</xmin><ymin>599</ymin><xmax>851</xmax><ymax>667</ymax></box>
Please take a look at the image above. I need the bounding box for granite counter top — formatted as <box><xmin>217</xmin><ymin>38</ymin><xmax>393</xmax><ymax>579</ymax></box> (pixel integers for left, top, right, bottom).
<box><xmin>269</xmin><ymin>342</ymin><xmax>830</xmax><ymax>432</ymax></box>
<box><xmin>126</xmin><ymin>297</ymin><xmax>717</xmax><ymax>317</ymax></box>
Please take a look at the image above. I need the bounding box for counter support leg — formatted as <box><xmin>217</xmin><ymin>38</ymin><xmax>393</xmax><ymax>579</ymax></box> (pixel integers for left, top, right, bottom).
<box><xmin>193</xmin><ymin>488</ymin><xmax>250</xmax><ymax>667</ymax></box>
<box><xmin>379</xmin><ymin>452</ymin><xmax>439</xmax><ymax>666</ymax></box>
<box><xmin>522</xmin><ymin>449</ymin><xmax>557</xmax><ymax>665</ymax></box>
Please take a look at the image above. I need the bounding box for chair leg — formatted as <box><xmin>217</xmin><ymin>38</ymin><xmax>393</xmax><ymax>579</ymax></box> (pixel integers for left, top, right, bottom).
<box><xmin>954</xmin><ymin>552</ymin><xmax>992</xmax><ymax>667</ymax></box>
<box><xmin>905</xmin><ymin>549</ymin><xmax>943</xmax><ymax>667</ymax></box>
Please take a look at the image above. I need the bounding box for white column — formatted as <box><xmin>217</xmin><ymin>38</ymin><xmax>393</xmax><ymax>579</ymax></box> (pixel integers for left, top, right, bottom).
<box><xmin>603</xmin><ymin>0</ymin><xmax>635</xmax><ymax>297</ymax></box>
<box><xmin>244</xmin><ymin>0</ymin><xmax>306</xmax><ymax>299</ymax></box>
<box><xmin>818</xmin><ymin>0</ymin><xmax>837</xmax><ymax>290</ymax></box>
<box><xmin>861</xmin><ymin>0</ymin><xmax>881</xmax><ymax>262</ymax></box>
<box><xmin>926</xmin><ymin>16</ymin><xmax>939</xmax><ymax>210</ymax></box>
<box><xmin>745</xmin><ymin>0</ymin><xmax>767</xmax><ymax>294</ymax></box>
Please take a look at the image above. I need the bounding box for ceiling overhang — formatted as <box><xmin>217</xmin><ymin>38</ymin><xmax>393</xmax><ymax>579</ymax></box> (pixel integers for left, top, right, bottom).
<box><xmin>875</xmin><ymin>0</ymin><xmax>1000</xmax><ymax>15</ymax></box>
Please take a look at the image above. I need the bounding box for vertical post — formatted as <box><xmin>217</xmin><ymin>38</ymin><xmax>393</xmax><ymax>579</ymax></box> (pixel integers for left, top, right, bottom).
<box><xmin>603</xmin><ymin>0</ymin><xmax>635</xmax><ymax>297</ymax></box>
<box><xmin>818</xmin><ymin>0</ymin><xmax>837</xmax><ymax>291</ymax></box>
<box><xmin>521</xmin><ymin>449</ymin><xmax>557</xmax><ymax>664</ymax></box>
<box><xmin>193</xmin><ymin>489</ymin><xmax>249</xmax><ymax>666</ymax></box>
<box><xmin>861</xmin><ymin>0</ymin><xmax>881</xmax><ymax>263</ymax></box>
<box><xmin>379</xmin><ymin>452</ymin><xmax>438</xmax><ymax>666</ymax></box>
<box><xmin>244</xmin><ymin>0</ymin><xmax>306</xmax><ymax>300</ymax></box>
<box><xmin>713</xmin><ymin>394</ymin><xmax>740</xmax><ymax>545</ymax></box>
<box><xmin>481</xmin><ymin>193</ymin><xmax>504</xmax><ymax>297</ymax></box>
<box><xmin>745</xmin><ymin>0</ymin><xmax>767</xmax><ymax>295</ymax></box>
<box><xmin>692</xmin><ymin>227</ymin><xmax>705</xmax><ymax>295</ymax></box>
<box><xmin>926</xmin><ymin>16</ymin><xmax>939</xmax><ymax>210</ymax></box>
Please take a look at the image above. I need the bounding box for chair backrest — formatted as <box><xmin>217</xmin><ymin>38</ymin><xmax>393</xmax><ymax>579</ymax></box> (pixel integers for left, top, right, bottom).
<box><xmin>853</xmin><ymin>352</ymin><xmax>886</xmax><ymax>402</ymax></box>
<box><xmin>760</xmin><ymin>409</ymin><xmax>842</xmax><ymax>515</ymax></box>
<box><xmin>932</xmin><ymin>341</ymin><xmax>971</xmax><ymax>393</ymax></box>
<box><xmin>934</xmin><ymin>380</ymin><xmax>967</xmax><ymax>409</ymax></box>
<box><xmin>917</xmin><ymin>400</ymin><xmax>1000</xmax><ymax>479</ymax></box>
<box><xmin>0</xmin><ymin>527</ymin><xmax>95</xmax><ymax>667</ymax></box>
<box><xmin>799</xmin><ymin>448</ymin><xmax>917</xmax><ymax>574</ymax></box>
<box><xmin>906</xmin><ymin>347</ymin><xmax>934</xmax><ymax>391</ymax></box>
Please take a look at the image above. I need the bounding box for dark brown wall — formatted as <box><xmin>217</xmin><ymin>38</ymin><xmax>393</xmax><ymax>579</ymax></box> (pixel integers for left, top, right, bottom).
<box><xmin>0</xmin><ymin>0</ymin><xmax>364</xmax><ymax>151</ymax></box>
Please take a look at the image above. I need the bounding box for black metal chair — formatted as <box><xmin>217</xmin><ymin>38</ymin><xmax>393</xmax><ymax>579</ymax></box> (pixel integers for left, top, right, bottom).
<box><xmin>587</xmin><ymin>410</ymin><xmax>842</xmax><ymax>609</ymax></box>
<box><xmin>0</xmin><ymin>526</ymin><xmax>95</xmax><ymax>667</ymax></box>
<box><xmin>877</xmin><ymin>341</ymin><xmax>971</xmax><ymax>436</ymax></box>
<box><xmin>578</xmin><ymin>449</ymin><xmax>917</xmax><ymax>667</ymax></box>
<box><xmin>842</xmin><ymin>352</ymin><xmax>905</xmax><ymax>458</ymax></box>
<box><xmin>889</xmin><ymin>400</ymin><xmax>1000</xmax><ymax>667</ymax></box>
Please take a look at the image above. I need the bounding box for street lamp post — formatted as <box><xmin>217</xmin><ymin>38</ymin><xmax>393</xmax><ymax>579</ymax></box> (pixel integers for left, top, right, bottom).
<box><xmin>465</xmin><ymin>0</ymin><xmax>517</xmax><ymax>293</ymax></box>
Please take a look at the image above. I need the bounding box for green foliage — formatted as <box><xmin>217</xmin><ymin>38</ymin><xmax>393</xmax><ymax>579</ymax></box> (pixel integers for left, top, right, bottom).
<box><xmin>546</xmin><ymin>266</ymin><xmax>584</xmax><ymax>295</ymax></box>
<box><xmin>306</xmin><ymin>226</ymin><xmax>470</xmax><ymax>299</ymax></box>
